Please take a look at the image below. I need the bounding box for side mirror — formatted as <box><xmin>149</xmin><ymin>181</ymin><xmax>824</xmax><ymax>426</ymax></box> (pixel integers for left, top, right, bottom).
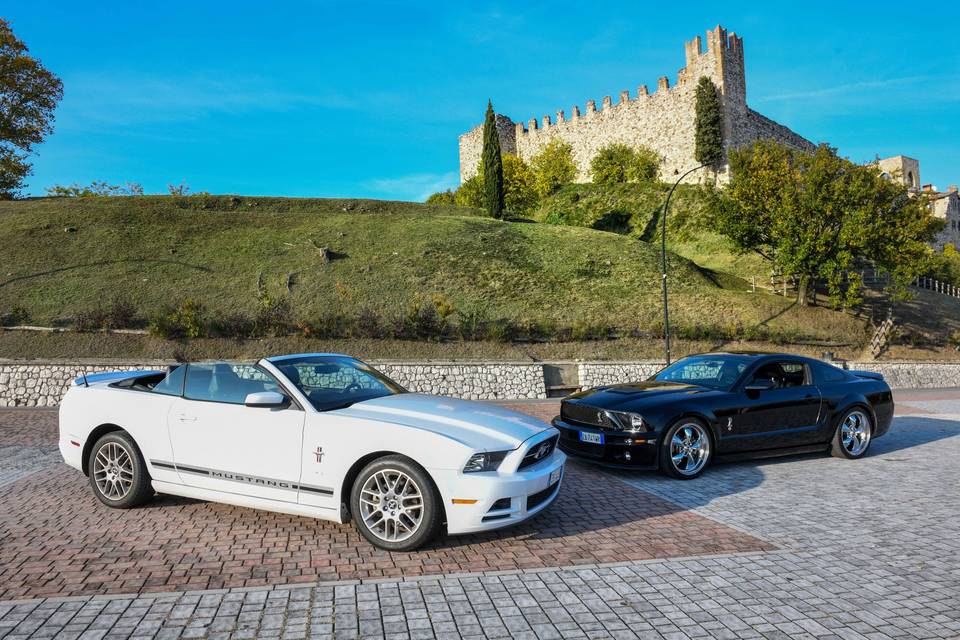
<box><xmin>744</xmin><ymin>378</ymin><xmax>776</xmax><ymax>393</ymax></box>
<box><xmin>245</xmin><ymin>391</ymin><xmax>290</xmax><ymax>408</ymax></box>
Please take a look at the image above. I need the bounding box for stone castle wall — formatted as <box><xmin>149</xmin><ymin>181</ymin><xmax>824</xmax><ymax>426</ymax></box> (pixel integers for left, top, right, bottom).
<box><xmin>458</xmin><ymin>26</ymin><xmax>814</xmax><ymax>185</ymax></box>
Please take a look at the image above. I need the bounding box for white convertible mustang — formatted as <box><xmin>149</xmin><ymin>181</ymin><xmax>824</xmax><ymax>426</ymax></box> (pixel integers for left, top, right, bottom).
<box><xmin>58</xmin><ymin>354</ymin><xmax>565</xmax><ymax>550</ymax></box>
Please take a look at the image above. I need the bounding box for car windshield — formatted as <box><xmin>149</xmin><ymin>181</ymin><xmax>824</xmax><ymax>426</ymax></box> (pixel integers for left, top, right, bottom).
<box><xmin>653</xmin><ymin>355</ymin><xmax>751</xmax><ymax>390</ymax></box>
<box><xmin>272</xmin><ymin>355</ymin><xmax>405</xmax><ymax>411</ymax></box>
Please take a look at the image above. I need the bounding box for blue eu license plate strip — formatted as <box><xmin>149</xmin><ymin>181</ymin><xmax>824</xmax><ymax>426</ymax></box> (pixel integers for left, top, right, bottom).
<box><xmin>579</xmin><ymin>431</ymin><xmax>603</xmax><ymax>445</ymax></box>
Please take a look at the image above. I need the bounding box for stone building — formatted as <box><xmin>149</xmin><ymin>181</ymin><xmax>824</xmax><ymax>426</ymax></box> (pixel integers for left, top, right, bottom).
<box><xmin>458</xmin><ymin>25</ymin><xmax>814</xmax><ymax>185</ymax></box>
<box><xmin>929</xmin><ymin>187</ymin><xmax>960</xmax><ymax>250</ymax></box>
<box><xmin>876</xmin><ymin>155</ymin><xmax>921</xmax><ymax>191</ymax></box>
<box><xmin>876</xmin><ymin>155</ymin><xmax>959</xmax><ymax>250</ymax></box>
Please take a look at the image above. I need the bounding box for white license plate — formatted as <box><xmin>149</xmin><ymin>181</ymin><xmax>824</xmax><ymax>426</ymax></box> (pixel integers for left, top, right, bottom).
<box><xmin>549</xmin><ymin>468</ymin><xmax>562</xmax><ymax>485</ymax></box>
<box><xmin>579</xmin><ymin>431</ymin><xmax>604</xmax><ymax>445</ymax></box>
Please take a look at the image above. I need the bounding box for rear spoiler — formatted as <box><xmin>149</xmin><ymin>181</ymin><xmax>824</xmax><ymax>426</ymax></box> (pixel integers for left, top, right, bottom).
<box><xmin>72</xmin><ymin>370</ymin><xmax>165</xmax><ymax>387</ymax></box>
<box><xmin>850</xmin><ymin>370</ymin><xmax>884</xmax><ymax>381</ymax></box>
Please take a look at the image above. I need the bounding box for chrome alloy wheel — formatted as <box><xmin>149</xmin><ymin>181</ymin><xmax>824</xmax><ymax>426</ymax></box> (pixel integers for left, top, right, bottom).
<box><xmin>670</xmin><ymin>422</ymin><xmax>711</xmax><ymax>476</ymax></box>
<box><xmin>93</xmin><ymin>441</ymin><xmax>135</xmax><ymax>500</ymax></box>
<box><xmin>841</xmin><ymin>410</ymin><xmax>871</xmax><ymax>456</ymax></box>
<box><xmin>358</xmin><ymin>468</ymin><xmax>424</xmax><ymax>543</ymax></box>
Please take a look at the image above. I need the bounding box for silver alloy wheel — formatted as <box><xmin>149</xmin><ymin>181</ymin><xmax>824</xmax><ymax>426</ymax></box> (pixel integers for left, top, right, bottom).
<box><xmin>670</xmin><ymin>422</ymin><xmax>711</xmax><ymax>476</ymax></box>
<box><xmin>358</xmin><ymin>468</ymin><xmax>424</xmax><ymax>543</ymax></box>
<box><xmin>841</xmin><ymin>410</ymin><xmax>872</xmax><ymax>456</ymax></box>
<box><xmin>93</xmin><ymin>441</ymin><xmax>135</xmax><ymax>500</ymax></box>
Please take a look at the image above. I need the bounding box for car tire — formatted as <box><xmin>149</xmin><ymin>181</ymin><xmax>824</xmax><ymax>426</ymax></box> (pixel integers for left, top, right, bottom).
<box><xmin>831</xmin><ymin>408</ymin><xmax>873</xmax><ymax>459</ymax></box>
<box><xmin>659</xmin><ymin>418</ymin><xmax>713</xmax><ymax>480</ymax></box>
<box><xmin>350</xmin><ymin>455</ymin><xmax>442</xmax><ymax>551</ymax></box>
<box><xmin>87</xmin><ymin>431</ymin><xmax>153</xmax><ymax>508</ymax></box>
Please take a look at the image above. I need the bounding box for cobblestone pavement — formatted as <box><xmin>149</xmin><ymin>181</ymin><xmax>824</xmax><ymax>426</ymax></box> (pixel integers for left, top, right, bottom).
<box><xmin>0</xmin><ymin>410</ymin><xmax>767</xmax><ymax>600</ymax></box>
<box><xmin>1</xmin><ymin>391</ymin><xmax>959</xmax><ymax>638</ymax></box>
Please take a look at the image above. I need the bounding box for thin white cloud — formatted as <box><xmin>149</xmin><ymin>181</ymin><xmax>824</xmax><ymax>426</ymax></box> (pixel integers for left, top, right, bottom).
<box><xmin>366</xmin><ymin>171</ymin><xmax>459</xmax><ymax>202</ymax></box>
<box><xmin>755</xmin><ymin>75</ymin><xmax>933</xmax><ymax>103</ymax></box>
<box><xmin>55</xmin><ymin>71</ymin><xmax>381</xmax><ymax>128</ymax></box>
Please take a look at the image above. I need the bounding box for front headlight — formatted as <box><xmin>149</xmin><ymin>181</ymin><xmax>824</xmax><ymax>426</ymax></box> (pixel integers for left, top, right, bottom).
<box><xmin>463</xmin><ymin>450</ymin><xmax>509</xmax><ymax>473</ymax></box>
<box><xmin>607</xmin><ymin>411</ymin><xmax>647</xmax><ymax>432</ymax></box>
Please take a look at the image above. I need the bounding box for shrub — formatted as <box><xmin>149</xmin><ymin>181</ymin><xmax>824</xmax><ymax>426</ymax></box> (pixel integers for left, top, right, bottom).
<box><xmin>253</xmin><ymin>294</ymin><xmax>291</xmax><ymax>337</ymax></box>
<box><xmin>425</xmin><ymin>189</ymin><xmax>456</xmax><ymax>206</ymax></box>
<box><xmin>590</xmin><ymin>144</ymin><xmax>660</xmax><ymax>185</ymax></box>
<box><xmin>530</xmin><ymin>139</ymin><xmax>576</xmax><ymax>198</ymax></box>
<box><xmin>591</xmin><ymin>144</ymin><xmax>634</xmax><ymax>184</ymax></box>
<box><xmin>628</xmin><ymin>146</ymin><xmax>661</xmax><ymax>183</ymax></box>
<box><xmin>149</xmin><ymin>299</ymin><xmax>206</xmax><ymax>339</ymax></box>
<box><xmin>72</xmin><ymin>298</ymin><xmax>138</xmax><ymax>332</ymax></box>
<box><xmin>46</xmin><ymin>181</ymin><xmax>143</xmax><ymax>197</ymax></box>
<box><xmin>0</xmin><ymin>305</ymin><xmax>29</xmax><ymax>327</ymax></box>
<box><xmin>455</xmin><ymin>175</ymin><xmax>483</xmax><ymax>208</ymax></box>
<box><xmin>457</xmin><ymin>154</ymin><xmax>538</xmax><ymax>215</ymax></box>
<box><xmin>456</xmin><ymin>302</ymin><xmax>490</xmax><ymax>340</ymax></box>
<box><xmin>501</xmin><ymin>154</ymin><xmax>538</xmax><ymax>215</ymax></box>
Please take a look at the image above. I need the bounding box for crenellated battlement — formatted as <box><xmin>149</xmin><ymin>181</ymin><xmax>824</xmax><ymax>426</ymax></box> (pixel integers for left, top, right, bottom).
<box><xmin>509</xmin><ymin>25</ymin><xmax>745</xmax><ymax>139</ymax></box>
<box><xmin>458</xmin><ymin>25</ymin><xmax>810</xmax><ymax>185</ymax></box>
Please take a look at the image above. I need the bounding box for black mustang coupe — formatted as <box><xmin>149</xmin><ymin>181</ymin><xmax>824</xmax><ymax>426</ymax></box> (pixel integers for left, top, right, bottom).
<box><xmin>554</xmin><ymin>353</ymin><xmax>894</xmax><ymax>479</ymax></box>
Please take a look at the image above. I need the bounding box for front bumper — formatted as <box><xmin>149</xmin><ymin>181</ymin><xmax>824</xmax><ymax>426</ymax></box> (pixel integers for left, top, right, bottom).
<box><xmin>553</xmin><ymin>418</ymin><xmax>660</xmax><ymax>469</ymax></box>
<box><xmin>433</xmin><ymin>449</ymin><xmax>566</xmax><ymax>535</ymax></box>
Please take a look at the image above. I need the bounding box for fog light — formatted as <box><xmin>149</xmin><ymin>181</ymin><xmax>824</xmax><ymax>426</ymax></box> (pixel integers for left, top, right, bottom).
<box><xmin>624</xmin><ymin>451</ymin><xmax>632</xmax><ymax>461</ymax></box>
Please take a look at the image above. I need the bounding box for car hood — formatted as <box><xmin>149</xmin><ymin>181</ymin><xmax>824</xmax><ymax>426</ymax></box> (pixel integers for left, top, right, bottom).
<box><xmin>568</xmin><ymin>380</ymin><xmax>723</xmax><ymax>411</ymax></box>
<box><xmin>333</xmin><ymin>393</ymin><xmax>551</xmax><ymax>450</ymax></box>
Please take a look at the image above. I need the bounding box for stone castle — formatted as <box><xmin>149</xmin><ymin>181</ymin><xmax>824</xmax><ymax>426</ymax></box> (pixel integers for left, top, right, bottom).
<box><xmin>459</xmin><ymin>25</ymin><xmax>814</xmax><ymax>185</ymax></box>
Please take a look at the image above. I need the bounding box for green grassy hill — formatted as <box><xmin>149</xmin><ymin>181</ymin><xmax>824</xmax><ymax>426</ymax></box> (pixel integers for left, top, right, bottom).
<box><xmin>534</xmin><ymin>182</ymin><xmax>769</xmax><ymax>278</ymax></box>
<box><xmin>0</xmin><ymin>195</ymin><xmax>869</xmax><ymax>346</ymax></box>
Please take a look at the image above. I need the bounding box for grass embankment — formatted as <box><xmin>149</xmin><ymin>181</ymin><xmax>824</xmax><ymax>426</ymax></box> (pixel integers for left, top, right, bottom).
<box><xmin>0</xmin><ymin>194</ymin><xmax>876</xmax><ymax>360</ymax></box>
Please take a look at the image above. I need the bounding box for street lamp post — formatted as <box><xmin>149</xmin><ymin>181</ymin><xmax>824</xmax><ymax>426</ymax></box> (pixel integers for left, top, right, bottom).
<box><xmin>660</xmin><ymin>163</ymin><xmax>710</xmax><ymax>366</ymax></box>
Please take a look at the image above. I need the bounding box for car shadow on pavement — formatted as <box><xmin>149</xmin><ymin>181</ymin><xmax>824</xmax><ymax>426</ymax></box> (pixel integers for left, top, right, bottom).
<box><xmin>417</xmin><ymin>458</ymin><xmax>770</xmax><ymax>557</ymax></box>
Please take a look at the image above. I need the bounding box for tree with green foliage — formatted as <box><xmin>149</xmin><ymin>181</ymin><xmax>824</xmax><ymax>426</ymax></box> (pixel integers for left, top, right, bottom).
<box><xmin>0</xmin><ymin>19</ymin><xmax>63</xmax><ymax>198</ymax></box>
<box><xmin>455</xmin><ymin>154</ymin><xmax>537</xmax><ymax>215</ymax></box>
<box><xmin>590</xmin><ymin>144</ymin><xmax>660</xmax><ymax>185</ymax></box>
<box><xmin>694</xmin><ymin>77</ymin><xmax>724</xmax><ymax>170</ymax></box>
<box><xmin>481</xmin><ymin>100</ymin><xmax>505</xmax><ymax>218</ymax></box>
<box><xmin>714</xmin><ymin>140</ymin><xmax>940</xmax><ymax>307</ymax></box>
<box><xmin>425</xmin><ymin>189</ymin><xmax>456</xmax><ymax>206</ymax></box>
<box><xmin>529</xmin><ymin>139</ymin><xmax>576</xmax><ymax>198</ymax></box>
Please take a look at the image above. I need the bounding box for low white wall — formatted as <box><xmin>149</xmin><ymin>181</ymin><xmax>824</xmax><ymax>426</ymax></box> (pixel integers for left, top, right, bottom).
<box><xmin>1</xmin><ymin>359</ymin><xmax>958</xmax><ymax>407</ymax></box>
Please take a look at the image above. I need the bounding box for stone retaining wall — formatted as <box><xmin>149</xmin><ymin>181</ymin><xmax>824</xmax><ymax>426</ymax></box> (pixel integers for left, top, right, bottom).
<box><xmin>0</xmin><ymin>361</ymin><xmax>547</xmax><ymax>407</ymax></box>
<box><xmin>2</xmin><ymin>360</ymin><xmax>959</xmax><ymax>407</ymax></box>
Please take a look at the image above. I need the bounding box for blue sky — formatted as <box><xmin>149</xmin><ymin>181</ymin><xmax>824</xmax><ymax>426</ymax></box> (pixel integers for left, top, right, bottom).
<box><xmin>5</xmin><ymin>1</ymin><xmax>959</xmax><ymax>200</ymax></box>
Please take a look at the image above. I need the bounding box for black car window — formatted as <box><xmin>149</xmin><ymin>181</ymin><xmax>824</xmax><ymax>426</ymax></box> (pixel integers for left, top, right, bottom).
<box><xmin>751</xmin><ymin>361</ymin><xmax>808</xmax><ymax>389</ymax></box>
<box><xmin>184</xmin><ymin>363</ymin><xmax>281</xmax><ymax>405</ymax></box>
<box><xmin>812</xmin><ymin>361</ymin><xmax>847</xmax><ymax>383</ymax></box>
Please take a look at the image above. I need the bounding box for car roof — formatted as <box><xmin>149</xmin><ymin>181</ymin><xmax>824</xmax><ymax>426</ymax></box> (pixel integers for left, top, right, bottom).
<box><xmin>685</xmin><ymin>351</ymin><xmax>815</xmax><ymax>362</ymax></box>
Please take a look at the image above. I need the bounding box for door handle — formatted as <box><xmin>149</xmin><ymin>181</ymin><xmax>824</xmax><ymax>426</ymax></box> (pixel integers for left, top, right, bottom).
<box><xmin>176</xmin><ymin>414</ymin><xmax>197</xmax><ymax>422</ymax></box>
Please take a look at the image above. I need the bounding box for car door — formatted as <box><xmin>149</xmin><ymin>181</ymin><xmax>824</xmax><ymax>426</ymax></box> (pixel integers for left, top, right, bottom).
<box><xmin>725</xmin><ymin>360</ymin><xmax>823</xmax><ymax>452</ymax></box>
<box><xmin>167</xmin><ymin>363</ymin><xmax>306</xmax><ymax>504</ymax></box>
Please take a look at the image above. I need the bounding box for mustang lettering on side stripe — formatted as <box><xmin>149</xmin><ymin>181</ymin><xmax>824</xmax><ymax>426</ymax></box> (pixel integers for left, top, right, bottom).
<box><xmin>149</xmin><ymin>459</ymin><xmax>334</xmax><ymax>496</ymax></box>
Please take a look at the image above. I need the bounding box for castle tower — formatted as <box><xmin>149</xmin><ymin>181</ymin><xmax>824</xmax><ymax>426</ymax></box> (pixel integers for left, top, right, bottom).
<box><xmin>457</xmin><ymin>25</ymin><xmax>812</xmax><ymax>186</ymax></box>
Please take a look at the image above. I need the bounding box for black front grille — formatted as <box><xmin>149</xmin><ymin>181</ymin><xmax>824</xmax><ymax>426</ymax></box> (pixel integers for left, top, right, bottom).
<box><xmin>518</xmin><ymin>435</ymin><xmax>559</xmax><ymax>470</ymax></box>
<box><xmin>561</xmin><ymin>401</ymin><xmax>616</xmax><ymax>429</ymax></box>
<box><xmin>526</xmin><ymin>481</ymin><xmax>558</xmax><ymax>511</ymax></box>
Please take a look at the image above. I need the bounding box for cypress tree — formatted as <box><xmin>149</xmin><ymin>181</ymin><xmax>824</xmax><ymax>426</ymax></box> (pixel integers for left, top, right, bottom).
<box><xmin>694</xmin><ymin>77</ymin><xmax>724</xmax><ymax>169</ymax></box>
<box><xmin>481</xmin><ymin>100</ymin><xmax>505</xmax><ymax>218</ymax></box>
